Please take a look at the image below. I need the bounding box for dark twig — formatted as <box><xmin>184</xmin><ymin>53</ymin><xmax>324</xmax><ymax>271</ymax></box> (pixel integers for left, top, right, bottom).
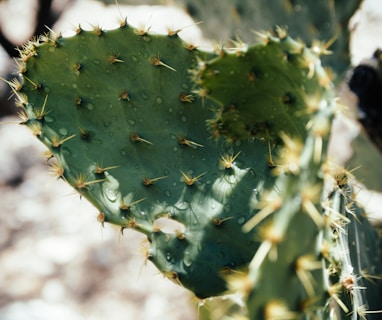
<box><xmin>0</xmin><ymin>0</ymin><xmax>59</xmax><ymax>58</ymax></box>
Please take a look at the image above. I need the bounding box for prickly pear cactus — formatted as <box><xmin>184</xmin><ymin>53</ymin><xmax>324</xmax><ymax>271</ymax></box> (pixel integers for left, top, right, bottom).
<box><xmin>11</xmin><ymin>20</ymin><xmax>334</xmax><ymax>301</ymax></box>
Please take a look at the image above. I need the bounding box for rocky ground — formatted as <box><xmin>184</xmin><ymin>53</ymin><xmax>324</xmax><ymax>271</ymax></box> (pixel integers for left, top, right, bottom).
<box><xmin>0</xmin><ymin>0</ymin><xmax>381</xmax><ymax>319</ymax></box>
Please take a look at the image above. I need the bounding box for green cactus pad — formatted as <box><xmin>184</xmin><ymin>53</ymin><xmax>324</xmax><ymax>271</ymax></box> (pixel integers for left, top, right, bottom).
<box><xmin>195</xmin><ymin>30</ymin><xmax>331</xmax><ymax>143</ymax></box>
<box><xmin>14</xmin><ymin>23</ymin><xmax>333</xmax><ymax>299</ymax></box>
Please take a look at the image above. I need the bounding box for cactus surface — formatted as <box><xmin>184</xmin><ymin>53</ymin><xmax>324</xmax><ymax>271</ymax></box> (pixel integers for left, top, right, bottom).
<box><xmin>12</xmin><ymin>21</ymin><xmax>333</xmax><ymax>299</ymax></box>
<box><xmin>7</xmin><ymin>5</ymin><xmax>382</xmax><ymax>320</ymax></box>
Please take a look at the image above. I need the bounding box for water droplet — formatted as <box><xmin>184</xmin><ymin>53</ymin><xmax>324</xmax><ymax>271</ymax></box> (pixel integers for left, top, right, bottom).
<box><xmin>121</xmin><ymin>149</ymin><xmax>127</xmax><ymax>156</ymax></box>
<box><xmin>237</xmin><ymin>217</ymin><xmax>246</xmax><ymax>225</ymax></box>
<box><xmin>48</xmin><ymin>47</ymin><xmax>55</xmax><ymax>53</ymax></box>
<box><xmin>131</xmin><ymin>56</ymin><xmax>138</xmax><ymax>62</ymax></box>
<box><xmin>164</xmin><ymin>190</ymin><xmax>172</xmax><ymax>197</ymax></box>
<box><xmin>104</xmin><ymin>121</ymin><xmax>111</xmax><ymax>128</ymax></box>
<box><xmin>128</xmin><ymin>119</ymin><xmax>136</xmax><ymax>126</ymax></box>
<box><xmin>94</xmin><ymin>60</ymin><xmax>100</xmax><ymax>65</ymax></box>
<box><xmin>163</xmin><ymin>169</ymin><xmax>170</xmax><ymax>175</ymax></box>
<box><xmin>183</xmin><ymin>251</ymin><xmax>192</xmax><ymax>267</ymax></box>
<box><xmin>102</xmin><ymin>174</ymin><xmax>120</xmax><ymax>202</ymax></box>
<box><xmin>140</xmin><ymin>91</ymin><xmax>149</xmax><ymax>100</ymax></box>
<box><xmin>173</xmin><ymin>147</ymin><xmax>178</xmax><ymax>152</ymax></box>
<box><xmin>61</xmin><ymin>147</ymin><xmax>72</xmax><ymax>156</ymax></box>
<box><xmin>156</xmin><ymin>97</ymin><xmax>163</xmax><ymax>104</ymax></box>
<box><xmin>58</xmin><ymin>128</ymin><xmax>68</xmax><ymax>136</ymax></box>
<box><xmin>135</xmin><ymin>164</ymin><xmax>140</xmax><ymax>169</ymax></box>
<box><xmin>182</xmin><ymin>83</ymin><xmax>189</xmax><ymax>90</ymax></box>
<box><xmin>168</xmin><ymin>108</ymin><xmax>173</xmax><ymax>113</ymax></box>
<box><xmin>44</xmin><ymin>115</ymin><xmax>55</xmax><ymax>122</ymax></box>
<box><xmin>181</xmin><ymin>116</ymin><xmax>187</xmax><ymax>123</ymax></box>
<box><xmin>87</xmin><ymin>103</ymin><xmax>94</xmax><ymax>110</ymax></box>
<box><xmin>108</xmin><ymin>104</ymin><xmax>113</xmax><ymax>109</ymax></box>
<box><xmin>176</xmin><ymin>201</ymin><xmax>189</xmax><ymax>210</ymax></box>
<box><xmin>72</xmin><ymin>83</ymin><xmax>78</xmax><ymax>89</ymax></box>
<box><xmin>104</xmin><ymin>187</ymin><xmax>118</xmax><ymax>202</ymax></box>
<box><xmin>166</xmin><ymin>252</ymin><xmax>172</xmax><ymax>261</ymax></box>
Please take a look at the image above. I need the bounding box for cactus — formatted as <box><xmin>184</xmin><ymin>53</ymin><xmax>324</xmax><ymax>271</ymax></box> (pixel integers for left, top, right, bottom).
<box><xmin>6</xmin><ymin>2</ymin><xmax>382</xmax><ymax>319</ymax></box>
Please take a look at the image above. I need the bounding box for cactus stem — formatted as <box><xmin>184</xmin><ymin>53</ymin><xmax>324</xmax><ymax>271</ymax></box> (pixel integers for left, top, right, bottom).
<box><xmin>180</xmin><ymin>171</ymin><xmax>207</xmax><ymax>186</ymax></box>
<box><xmin>150</xmin><ymin>55</ymin><xmax>177</xmax><ymax>72</ymax></box>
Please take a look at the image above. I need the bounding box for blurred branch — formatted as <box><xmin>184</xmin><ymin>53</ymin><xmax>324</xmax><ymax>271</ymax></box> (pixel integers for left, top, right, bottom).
<box><xmin>0</xmin><ymin>0</ymin><xmax>60</xmax><ymax>58</ymax></box>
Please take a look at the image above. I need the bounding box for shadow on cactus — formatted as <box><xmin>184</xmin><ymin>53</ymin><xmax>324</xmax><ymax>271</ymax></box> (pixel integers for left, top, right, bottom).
<box><xmin>6</xmin><ymin>10</ymin><xmax>382</xmax><ymax>320</ymax></box>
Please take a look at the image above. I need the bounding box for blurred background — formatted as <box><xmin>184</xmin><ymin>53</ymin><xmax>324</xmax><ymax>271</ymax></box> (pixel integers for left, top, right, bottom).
<box><xmin>0</xmin><ymin>0</ymin><xmax>381</xmax><ymax>319</ymax></box>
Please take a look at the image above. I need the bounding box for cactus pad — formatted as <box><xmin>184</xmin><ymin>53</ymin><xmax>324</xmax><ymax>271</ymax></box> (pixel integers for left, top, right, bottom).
<box><xmin>14</xmin><ymin>22</ymin><xmax>334</xmax><ymax>299</ymax></box>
